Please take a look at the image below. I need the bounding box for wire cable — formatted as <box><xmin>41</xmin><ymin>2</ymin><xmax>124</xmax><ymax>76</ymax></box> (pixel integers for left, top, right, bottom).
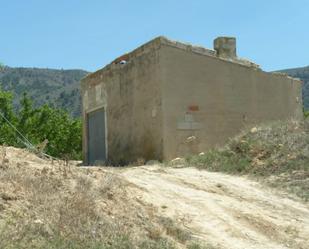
<box><xmin>0</xmin><ymin>111</ymin><xmax>58</xmax><ymax>160</ymax></box>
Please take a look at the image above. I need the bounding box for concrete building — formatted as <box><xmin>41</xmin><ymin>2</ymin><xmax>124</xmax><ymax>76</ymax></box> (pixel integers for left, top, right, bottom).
<box><xmin>81</xmin><ymin>36</ymin><xmax>303</xmax><ymax>165</ymax></box>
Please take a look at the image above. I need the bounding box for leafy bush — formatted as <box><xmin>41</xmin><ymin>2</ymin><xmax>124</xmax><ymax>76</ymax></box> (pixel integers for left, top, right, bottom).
<box><xmin>0</xmin><ymin>88</ymin><xmax>81</xmax><ymax>159</ymax></box>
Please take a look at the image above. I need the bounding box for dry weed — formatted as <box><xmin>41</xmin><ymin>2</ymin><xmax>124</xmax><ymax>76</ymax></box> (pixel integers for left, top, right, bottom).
<box><xmin>185</xmin><ymin>120</ymin><xmax>309</xmax><ymax>201</ymax></box>
<box><xmin>0</xmin><ymin>147</ymin><xmax>209</xmax><ymax>248</ymax></box>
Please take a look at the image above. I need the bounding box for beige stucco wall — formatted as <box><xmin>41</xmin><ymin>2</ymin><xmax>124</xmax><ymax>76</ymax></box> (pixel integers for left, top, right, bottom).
<box><xmin>81</xmin><ymin>47</ymin><xmax>163</xmax><ymax>165</ymax></box>
<box><xmin>159</xmin><ymin>45</ymin><xmax>303</xmax><ymax>160</ymax></box>
<box><xmin>82</xmin><ymin>37</ymin><xmax>303</xmax><ymax>164</ymax></box>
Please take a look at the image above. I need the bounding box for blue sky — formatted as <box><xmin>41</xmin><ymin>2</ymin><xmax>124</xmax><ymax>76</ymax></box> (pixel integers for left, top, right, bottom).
<box><xmin>0</xmin><ymin>0</ymin><xmax>308</xmax><ymax>72</ymax></box>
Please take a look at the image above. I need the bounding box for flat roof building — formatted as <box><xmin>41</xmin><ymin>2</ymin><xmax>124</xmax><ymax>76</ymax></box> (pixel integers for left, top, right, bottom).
<box><xmin>81</xmin><ymin>36</ymin><xmax>303</xmax><ymax>165</ymax></box>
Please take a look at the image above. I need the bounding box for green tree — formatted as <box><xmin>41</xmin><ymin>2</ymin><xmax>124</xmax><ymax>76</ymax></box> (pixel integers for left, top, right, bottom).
<box><xmin>0</xmin><ymin>88</ymin><xmax>18</xmax><ymax>145</ymax></box>
<box><xmin>31</xmin><ymin>104</ymin><xmax>82</xmax><ymax>159</ymax></box>
<box><xmin>0</xmin><ymin>88</ymin><xmax>82</xmax><ymax>159</ymax></box>
<box><xmin>18</xmin><ymin>92</ymin><xmax>37</xmax><ymax>138</ymax></box>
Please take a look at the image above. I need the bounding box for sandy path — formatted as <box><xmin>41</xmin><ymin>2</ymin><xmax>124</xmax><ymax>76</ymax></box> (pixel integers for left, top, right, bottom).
<box><xmin>121</xmin><ymin>166</ymin><xmax>309</xmax><ymax>249</ymax></box>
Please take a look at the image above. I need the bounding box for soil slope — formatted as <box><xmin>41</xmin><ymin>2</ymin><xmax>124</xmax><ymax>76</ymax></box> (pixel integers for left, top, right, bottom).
<box><xmin>120</xmin><ymin>166</ymin><xmax>309</xmax><ymax>249</ymax></box>
<box><xmin>0</xmin><ymin>147</ymin><xmax>308</xmax><ymax>248</ymax></box>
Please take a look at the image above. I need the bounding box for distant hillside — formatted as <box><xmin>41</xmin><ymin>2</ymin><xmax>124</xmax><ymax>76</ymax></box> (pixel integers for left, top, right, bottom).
<box><xmin>0</xmin><ymin>66</ymin><xmax>89</xmax><ymax>117</ymax></box>
<box><xmin>279</xmin><ymin>66</ymin><xmax>309</xmax><ymax>110</ymax></box>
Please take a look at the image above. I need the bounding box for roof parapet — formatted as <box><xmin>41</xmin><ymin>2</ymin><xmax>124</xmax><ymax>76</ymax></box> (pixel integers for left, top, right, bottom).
<box><xmin>84</xmin><ymin>36</ymin><xmax>263</xmax><ymax>81</ymax></box>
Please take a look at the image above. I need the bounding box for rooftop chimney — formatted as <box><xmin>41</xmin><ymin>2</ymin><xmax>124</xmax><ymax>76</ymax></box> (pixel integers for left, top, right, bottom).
<box><xmin>214</xmin><ymin>37</ymin><xmax>237</xmax><ymax>59</ymax></box>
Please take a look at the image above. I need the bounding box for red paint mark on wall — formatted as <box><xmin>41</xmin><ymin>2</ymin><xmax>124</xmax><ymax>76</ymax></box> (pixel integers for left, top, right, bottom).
<box><xmin>188</xmin><ymin>105</ymin><xmax>199</xmax><ymax>111</ymax></box>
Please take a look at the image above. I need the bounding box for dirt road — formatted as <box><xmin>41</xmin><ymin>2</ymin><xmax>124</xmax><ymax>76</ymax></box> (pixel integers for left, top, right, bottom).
<box><xmin>121</xmin><ymin>166</ymin><xmax>309</xmax><ymax>249</ymax></box>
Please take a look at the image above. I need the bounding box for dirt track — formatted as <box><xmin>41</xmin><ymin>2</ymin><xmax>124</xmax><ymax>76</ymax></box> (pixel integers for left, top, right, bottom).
<box><xmin>121</xmin><ymin>166</ymin><xmax>309</xmax><ymax>249</ymax></box>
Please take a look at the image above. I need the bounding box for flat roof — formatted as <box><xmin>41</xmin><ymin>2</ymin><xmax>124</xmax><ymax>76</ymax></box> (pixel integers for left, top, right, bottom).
<box><xmin>83</xmin><ymin>36</ymin><xmax>301</xmax><ymax>83</ymax></box>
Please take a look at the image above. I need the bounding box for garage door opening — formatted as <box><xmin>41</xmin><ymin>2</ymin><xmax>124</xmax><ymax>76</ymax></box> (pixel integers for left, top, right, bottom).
<box><xmin>87</xmin><ymin>108</ymin><xmax>106</xmax><ymax>165</ymax></box>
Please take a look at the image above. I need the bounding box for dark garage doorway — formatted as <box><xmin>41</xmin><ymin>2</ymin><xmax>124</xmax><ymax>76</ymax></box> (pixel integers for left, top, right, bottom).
<box><xmin>87</xmin><ymin>108</ymin><xmax>106</xmax><ymax>165</ymax></box>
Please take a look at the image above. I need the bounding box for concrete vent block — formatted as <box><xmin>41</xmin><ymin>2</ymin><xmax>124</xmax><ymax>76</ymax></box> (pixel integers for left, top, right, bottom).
<box><xmin>214</xmin><ymin>37</ymin><xmax>237</xmax><ymax>59</ymax></box>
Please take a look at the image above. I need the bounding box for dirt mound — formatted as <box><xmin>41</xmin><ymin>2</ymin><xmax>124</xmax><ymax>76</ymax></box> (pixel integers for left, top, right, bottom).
<box><xmin>0</xmin><ymin>147</ymin><xmax>189</xmax><ymax>248</ymax></box>
<box><xmin>186</xmin><ymin>120</ymin><xmax>309</xmax><ymax>201</ymax></box>
<box><xmin>1</xmin><ymin>146</ymin><xmax>309</xmax><ymax>248</ymax></box>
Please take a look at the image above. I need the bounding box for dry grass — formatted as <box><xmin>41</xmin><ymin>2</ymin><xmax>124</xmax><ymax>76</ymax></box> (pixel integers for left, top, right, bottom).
<box><xmin>158</xmin><ymin>217</ymin><xmax>191</xmax><ymax>243</ymax></box>
<box><xmin>0</xmin><ymin>147</ymin><xmax>206</xmax><ymax>248</ymax></box>
<box><xmin>186</xmin><ymin>120</ymin><xmax>309</xmax><ymax>201</ymax></box>
<box><xmin>186</xmin><ymin>242</ymin><xmax>221</xmax><ymax>249</ymax></box>
<box><xmin>0</xmin><ymin>166</ymin><xmax>130</xmax><ymax>248</ymax></box>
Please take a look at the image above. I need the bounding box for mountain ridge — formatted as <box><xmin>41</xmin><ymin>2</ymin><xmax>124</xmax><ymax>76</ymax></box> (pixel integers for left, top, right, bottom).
<box><xmin>0</xmin><ymin>66</ymin><xmax>89</xmax><ymax>117</ymax></box>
